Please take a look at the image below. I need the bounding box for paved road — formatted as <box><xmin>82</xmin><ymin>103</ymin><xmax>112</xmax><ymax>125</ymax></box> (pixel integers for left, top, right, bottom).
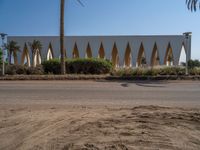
<box><xmin>0</xmin><ymin>80</ymin><xmax>200</xmax><ymax>107</ymax></box>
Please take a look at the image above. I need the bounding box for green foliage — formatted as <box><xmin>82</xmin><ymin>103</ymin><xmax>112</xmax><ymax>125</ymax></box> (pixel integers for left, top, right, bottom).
<box><xmin>42</xmin><ymin>58</ymin><xmax>113</xmax><ymax>74</ymax></box>
<box><xmin>28</xmin><ymin>40</ymin><xmax>42</xmax><ymax>52</ymax></box>
<box><xmin>26</xmin><ymin>66</ymin><xmax>44</xmax><ymax>75</ymax></box>
<box><xmin>112</xmin><ymin>67</ymin><xmax>187</xmax><ymax>77</ymax></box>
<box><xmin>42</xmin><ymin>59</ymin><xmax>61</xmax><ymax>74</ymax></box>
<box><xmin>189</xmin><ymin>67</ymin><xmax>200</xmax><ymax>75</ymax></box>
<box><xmin>5</xmin><ymin>41</ymin><xmax>20</xmax><ymax>64</ymax></box>
<box><xmin>112</xmin><ymin>68</ymin><xmax>159</xmax><ymax>77</ymax></box>
<box><xmin>6</xmin><ymin>65</ymin><xmax>24</xmax><ymax>75</ymax></box>
<box><xmin>5</xmin><ymin>65</ymin><xmax>44</xmax><ymax>75</ymax></box>
<box><xmin>188</xmin><ymin>59</ymin><xmax>200</xmax><ymax>69</ymax></box>
<box><xmin>28</xmin><ymin>40</ymin><xmax>42</xmax><ymax>64</ymax></box>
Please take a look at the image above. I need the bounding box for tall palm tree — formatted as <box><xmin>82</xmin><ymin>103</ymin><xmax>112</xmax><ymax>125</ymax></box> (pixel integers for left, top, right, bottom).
<box><xmin>5</xmin><ymin>41</ymin><xmax>20</xmax><ymax>65</ymax></box>
<box><xmin>60</xmin><ymin>0</ymin><xmax>65</xmax><ymax>74</ymax></box>
<box><xmin>60</xmin><ymin>0</ymin><xmax>84</xmax><ymax>75</ymax></box>
<box><xmin>0</xmin><ymin>48</ymin><xmax>2</xmax><ymax>66</ymax></box>
<box><xmin>28</xmin><ymin>40</ymin><xmax>42</xmax><ymax>67</ymax></box>
<box><xmin>186</xmin><ymin>0</ymin><xmax>200</xmax><ymax>11</ymax></box>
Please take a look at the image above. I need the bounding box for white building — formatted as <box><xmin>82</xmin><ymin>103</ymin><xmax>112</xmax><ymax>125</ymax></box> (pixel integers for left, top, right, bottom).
<box><xmin>8</xmin><ymin>33</ymin><xmax>191</xmax><ymax>68</ymax></box>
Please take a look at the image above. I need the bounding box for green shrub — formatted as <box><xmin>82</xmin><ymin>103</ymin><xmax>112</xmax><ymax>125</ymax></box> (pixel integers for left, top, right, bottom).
<box><xmin>16</xmin><ymin>65</ymin><xmax>27</xmax><ymax>75</ymax></box>
<box><xmin>158</xmin><ymin>67</ymin><xmax>186</xmax><ymax>76</ymax></box>
<box><xmin>175</xmin><ymin>67</ymin><xmax>185</xmax><ymax>75</ymax></box>
<box><xmin>26</xmin><ymin>65</ymin><xmax>44</xmax><ymax>75</ymax></box>
<box><xmin>42</xmin><ymin>59</ymin><xmax>61</xmax><ymax>74</ymax></box>
<box><xmin>42</xmin><ymin>58</ymin><xmax>113</xmax><ymax>74</ymax></box>
<box><xmin>142</xmin><ymin>69</ymin><xmax>155</xmax><ymax>76</ymax></box>
<box><xmin>5</xmin><ymin>65</ymin><xmax>17</xmax><ymax>75</ymax></box>
<box><xmin>111</xmin><ymin>68</ymin><xmax>160</xmax><ymax>77</ymax></box>
<box><xmin>189</xmin><ymin>68</ymin><xmax>200</xmax><ymax>75</ymax></box>
<box><xmin>5</xmin><ymin>65</ymin><xmax>44</xmax><ymax>75</ymax></box>
<box><xmin>6</xmin><ymin>65</ymin><xmax>28</xmax><ymax>75</ymax></box>
<box><xmin>112</xmin><ymin>67</ymin><xmax>189</xmax><ymax>77</ymax></box>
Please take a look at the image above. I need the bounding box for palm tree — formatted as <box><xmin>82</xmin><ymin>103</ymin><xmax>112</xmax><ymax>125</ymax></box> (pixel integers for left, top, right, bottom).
<box><xmin>28</xmin><ymin>40</ymin><xmax>42</xmax><ymax>67</ymax></box>
<box><xmin>60</xmin><ymin>0</ymin><xmax>65</xmax><ymax>74</ymax></box>
<box><xmin>186</xmin><ymin>0</ymin><xmax>200</xmax><ymax>11</ymax></box>
<box><xmin>0</xmin><ymin>48</ymin><xmax>2</xmax><ymax>66</ymax></box>
<box><xmin>60</xmin><ymin>0</ymin><xmax>84</xmax><ymax>75</ymax></box>
<box><xmin>5</xmin><ymin>41</ymin><xmax>20</xmax><ymax>65</ymax></box>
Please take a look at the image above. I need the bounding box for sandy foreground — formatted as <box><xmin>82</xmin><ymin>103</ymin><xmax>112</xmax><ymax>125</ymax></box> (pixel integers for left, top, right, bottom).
<box><xmin>0</xmin><ymin>104</ymin><xmax>200</xmax><ymax>150</ymax></box>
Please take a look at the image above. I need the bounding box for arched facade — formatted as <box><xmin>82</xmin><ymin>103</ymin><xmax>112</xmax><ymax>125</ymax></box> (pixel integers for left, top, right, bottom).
<box><xmin>124</xmin><ymin>43</ymin><xmax>132</xmax><ymax>67</ymax></box>
<box><xmin>21</xmin><ymin>43</ymin><xmax>31</xmax><ymax>67</ymax></box>
<box><xmin>47</xmin><ymin>43</ymin><xmax>54</xmax><ymax>61</ymax></box>
<box><xmin>8</xmin><ymin>34</ymin><xmax>192</xmax><ymax>68</ymax></box>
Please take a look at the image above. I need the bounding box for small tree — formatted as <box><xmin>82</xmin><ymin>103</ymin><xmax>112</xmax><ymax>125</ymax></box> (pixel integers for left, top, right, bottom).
<box><xmin>188</xmin><ymin>59</ymin><xmax>200</xmax><ymax>69</ymax></box>
<box><xmin>5</xmin><ymin>41</ymin><xmax>20</xmax><ymax>65</ymax></box>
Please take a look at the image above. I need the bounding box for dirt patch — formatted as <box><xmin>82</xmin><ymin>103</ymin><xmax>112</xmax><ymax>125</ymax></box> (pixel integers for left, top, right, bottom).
<box><xmin>0</xmin><ymin>105</ymin><xmax>200</xmax><ymax>150</ymax></box>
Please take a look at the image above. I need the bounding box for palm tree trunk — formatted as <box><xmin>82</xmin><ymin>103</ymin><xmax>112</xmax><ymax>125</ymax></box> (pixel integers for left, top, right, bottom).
<box><xmin>60</xmin><ymin>0</ymin><xmax>66</xmax><ymax>74</ymax></box>
<box><xmin>9</xmin><ymin>51</ymin><xmax>12</xmax><ymax>64</ymax></box>
<box><xmin>13</xmin><ymin>52</ymin><xmax>18</xmax><ymax>65</ymax></box>
<box><xmin>32</xmin><ymin>51</ymin><xmax>34</xmax><ymax>67</ymax></box>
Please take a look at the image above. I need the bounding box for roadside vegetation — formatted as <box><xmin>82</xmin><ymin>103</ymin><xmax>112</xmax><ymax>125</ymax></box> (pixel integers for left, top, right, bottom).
<box><xmin>111</xmin><ymin>66</ymin><xmax>200</xmax><ymax>77</ymax></box>
<box><xmin>4</xmin><ymin>58</ymin><xmax>113</xmax><ymax>75</ymax></box>
<box><xmin>112</xmin><ymin>60</ymin><xmax>200</xmax><ymax>77</ymax></box>
<box><xmin>2</xmin><ymin>59</ymin><xmax>200</xmax><ymax>77</ymax></box>
<box><xmin>42</xmin><ymin>58</ymin><xmax>113</xmax><ymax>74</ymax></box>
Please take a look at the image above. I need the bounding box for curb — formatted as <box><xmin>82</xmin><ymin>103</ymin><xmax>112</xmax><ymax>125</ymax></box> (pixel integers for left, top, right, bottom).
<box><xmin>0</xmin><ymin>75</ymin><xmax>200</xmax><ymax>81</ymax></box>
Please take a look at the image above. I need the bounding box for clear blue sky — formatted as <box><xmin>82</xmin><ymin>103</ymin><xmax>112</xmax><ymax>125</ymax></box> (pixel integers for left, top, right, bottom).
<box><xmin>0</xmin><ymin>0</ymin><xmax>200</xmax><ymax>59</ymax></box>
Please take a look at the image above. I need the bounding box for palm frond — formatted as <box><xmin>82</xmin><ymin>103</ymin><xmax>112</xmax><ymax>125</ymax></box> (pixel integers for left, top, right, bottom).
<box><xmin>29</xmin><ymin>40</ymin><xmax>42</xmax><ymax>54</ymax></box>
<box><xmin>186</xmin><ymin>0</ymin><xmax>200</xmax><ymax>11</ymax></box>
<box><xmin>76</xmin><ymin>0</ymin><xmax>85</xmax><ymax>7</ymax></box>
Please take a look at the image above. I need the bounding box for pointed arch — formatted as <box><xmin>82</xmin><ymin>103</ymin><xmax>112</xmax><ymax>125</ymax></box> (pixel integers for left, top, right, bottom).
<box><xmin>178</xmin><ymin>42</ymin><xmax>186</xmax><ymax>66</ymax></box>
<box><xmin>111</xmin><ymin>43</ymin><xmax>119</xmax><ymax>68</ymax></box>
<box><xmin>86</xmin><ymin>43</ymin><xmax>92</xmax><ymax>58</ymax></box>
<box><xmin>98</xmin><ymin>42</ymin><xmax>105</xmax><ymax>59</ymax></box>
<box><xmin>137</xmin><ymin>43</ymin><xmax>146</xmax><ymax>67</ymax></box>
<box><xmin>124</xmin><ymin>43</ymin><xmax>132</xmax><ymax>67</ymax></box>
<box><xmin>21</xmin><ymin>43</ymin><xmax>31</xmax><ymax>67</ymax></box>
<box><xmin>33</xmin><ymin>49</ymin><xmax>41</xmax><ymax>67</ymax></box>
<box><xmin>72</xmin><ymin>43</ymin><xmax>79</xmax><ymax>58</ymax></box>
<box><xmin>151</xmin><ymin>43</ymin><xmax>160</xmax><ymax>67</ymax></box>
<box><xmin>164</xmin><ymin>43</ymin><xmax>174</xmax><ymax>66</ymax></box>
<box><xmin>47</xmin><ymin>43</ymin><xmax>54</xmax><ymax>60</ymax></box>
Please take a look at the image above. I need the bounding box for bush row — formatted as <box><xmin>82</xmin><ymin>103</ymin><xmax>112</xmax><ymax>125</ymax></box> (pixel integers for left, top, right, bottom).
<box><xmin>5</xmin><ymin>65</ymin><xmax>44</xmax><ymax>75</ymax></box>
<box><xmin>112</xmin><ymin>67</ymin><xmax>200</xmax><ymax>76</ymax></box>
<box><xmin>42</xmin><ymin>58</ymin><xmax>113</xmax><ymax>74</ymax></box>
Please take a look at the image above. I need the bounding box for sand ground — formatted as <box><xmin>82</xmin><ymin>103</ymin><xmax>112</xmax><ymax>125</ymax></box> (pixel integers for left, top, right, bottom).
<box><xmin>0</xmin><ymin>104</ymin><xmax>200</xmax><ymax>150</ymax></box>
<box><xmin>0</xmin><ymin>81</ymin><xmax>200</xmax><ymax>150</ymax></box>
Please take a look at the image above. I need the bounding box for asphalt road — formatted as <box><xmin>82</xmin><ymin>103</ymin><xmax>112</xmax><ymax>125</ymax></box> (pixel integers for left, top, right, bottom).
<box><xmin>0</xmin><ymin>80</ymin><xmax>200</xmax><ymax>107</ymax></box>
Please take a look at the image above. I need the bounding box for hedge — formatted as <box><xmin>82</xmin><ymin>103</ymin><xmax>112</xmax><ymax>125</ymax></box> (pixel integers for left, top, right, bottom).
<box><xmin>111</xmin><ymin>67</ymin><xmax>200</xmax><ymax>77</ymax></box>
<box><xmin>5</xmin><ymin>65</ymin><xmax>44</xmax><ymax>75</ymax></box>
<box><xmin>42</xmin><ymin>58</ymin><xmax>113</xmax><ymax>75</ymax></box>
